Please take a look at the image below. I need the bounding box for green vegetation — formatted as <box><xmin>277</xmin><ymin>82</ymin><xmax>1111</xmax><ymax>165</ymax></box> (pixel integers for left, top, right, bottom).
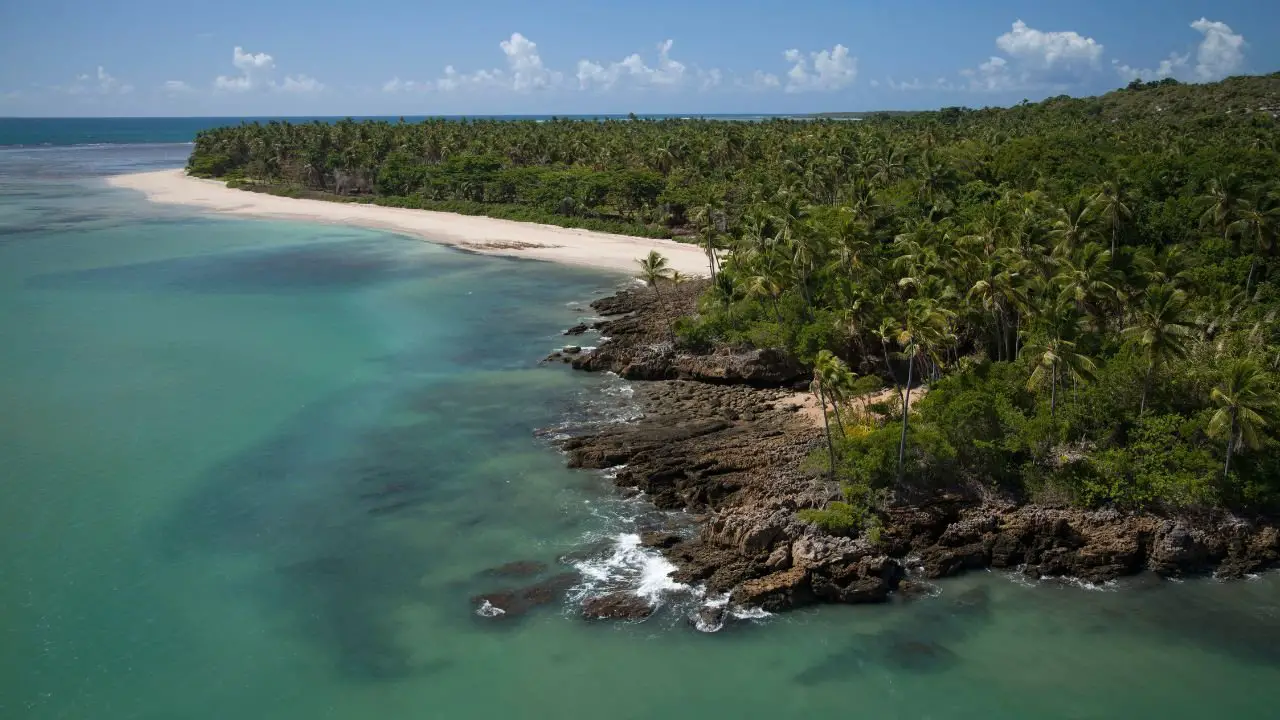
<box><xmin>188</xmin><ymin>75</ymin><xmax>1280</xmax><ymax>519</ymax></box>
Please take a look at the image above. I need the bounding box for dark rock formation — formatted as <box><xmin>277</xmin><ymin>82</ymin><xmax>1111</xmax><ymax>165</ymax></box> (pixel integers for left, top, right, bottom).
<box><xmin>552</xmin><ymin>281</ymin><xmax>1280</xmax><ymax>618</ymax></box>
<box><xmin>581</xmin><ymin>592</ymin><xmax>655</xmax><ymax>621</ymax></box>
<box><xmin>471</xmin><ymin>572</ymin><xmax>579</xmax><ymax>620</ymax></box>
<box><xmin>640</xmin><ymin>531</ymin><xmax>683</xmax><ymax>549</ymax></box>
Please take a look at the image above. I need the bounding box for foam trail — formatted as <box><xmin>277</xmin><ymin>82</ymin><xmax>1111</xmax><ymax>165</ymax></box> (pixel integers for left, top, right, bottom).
<box><xmin>572</xmin><ymin>533</ymin><xmax>688</xmax><ymax>605</ymax></box>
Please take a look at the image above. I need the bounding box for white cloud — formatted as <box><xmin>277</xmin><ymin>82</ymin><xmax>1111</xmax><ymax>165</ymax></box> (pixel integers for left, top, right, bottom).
<box><xmin>1113</xmin><ymin>53</ymin><xmax>1188</xmax><ymax>82</ymax></box>
<box><xmin>577</xmin><ymin>39</ymin><xmax>689</xmax><ymax>91</ymax></box>
<box><xmin>869</xmin><ymin>79</ymin><xmax>880</xmax><ymax>88</ymax></box>
<box><xmin>782</xmin><ymin>44</ymin><xmax>856</xmax><ymax>92</ymax></box>
<box><xmin>500</xmin><ymin>32</ymin><xmax>560</xmax><ymax>91</ymax></box>
<box><xmin>960</xmin><ymin>55</ymin><xmax>1014</xmax><ymax>91</ymax></box>
<box><xmin>960</xmin><ymin>21</ymin><xmax>1103</xmax><ymax>91</ymax></box>
<box><xmin>1112</xmin><ymin>18</ymin><xmax>1245</xmax><ymax>85</ymax></box>
<box><xmin>995</xmin><ymin>20</ymin><xmax>1103</xmax><ymax>75</ymax></box>
<box><xmin>163</xmin><ymin>80</ymin><xmax>193</xmax><ymax>93</ymax></box>
<box><xmin>213</xmin><ymin>46</ymin><xmax>323</xmax><ymax>94</ymax></box>
<box><xmin>419</xmin><ymin>32</ymin><xmax>564</xmax><ymax>93</ymax></box>
<box><xmin>1190</xmin><ymin>18</ymin><xmax>1245</xmax><ymax>81</ymax></box>
<box><xmin>215</xmin><ymin>46</ymin><xmax>274</xmax><ymax>92</ymax></box>
<box><xmin>232</xmin><ymin>46</ymin><xmax>275</xmax><ymax>72</ymax></box>
<box><xmin>699</xmin><ymin>68</ymin><xmax>723</xmax><ymax>91</ymax></box>
<box><xmin>278</xmin><ymin>74</ymin><xmax>323</xmax><ymax>93</ymax></box>
<box><xmin>65</xmin><ymin>66</ymin><xmax>133</xmax><ymax>95</ymax></box>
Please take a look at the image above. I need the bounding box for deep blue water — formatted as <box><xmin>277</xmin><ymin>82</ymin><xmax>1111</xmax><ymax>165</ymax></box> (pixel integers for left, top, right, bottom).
<box><xmin>0</xmin><ymin>114</ymin><xmax>800</xmax><ymax>147</ymax></box>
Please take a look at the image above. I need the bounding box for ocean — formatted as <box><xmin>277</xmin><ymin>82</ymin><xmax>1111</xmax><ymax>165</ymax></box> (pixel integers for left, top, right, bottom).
<box><xmin>1</xmin><ymin>123</ymin><xmax>1279</xmax><ymax>719</ymax></box>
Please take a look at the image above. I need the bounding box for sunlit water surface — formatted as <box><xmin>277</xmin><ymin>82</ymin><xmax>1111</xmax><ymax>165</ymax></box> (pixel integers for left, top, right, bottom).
<box><xmin>2</xmin><ymin>143</ymin><xmax>1279</xmax><ymax>720</ymax></box>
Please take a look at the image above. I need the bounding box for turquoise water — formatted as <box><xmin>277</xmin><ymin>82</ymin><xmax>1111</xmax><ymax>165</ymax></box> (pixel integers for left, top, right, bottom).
<box><xmin>2</xmin><ymin>144</ymin><xmax>1280</xmax><ymax>719</ymax></box>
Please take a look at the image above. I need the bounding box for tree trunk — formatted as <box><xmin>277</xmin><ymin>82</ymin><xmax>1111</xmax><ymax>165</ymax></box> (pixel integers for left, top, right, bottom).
<box><xmin>1224</xmin><ymin>411</ymin><xmax>1238</xmax><ymax>478</ymax></box>
<box><xmin>882</xmin><ymin>341</ymin><xmax>903</xmax><ymax>404</ymax></box>
<box><xmin>818</xmin><ymin>382</ymin><xmax>837</xmax><ymax>476</ymax></box>
<box><xmin>1246</xmin><ymin>256</ymin><xmax>1257</xmax><ymax>297</ymax></box>
<box><xmin>1050</xmin><ymin>364</ymin><xmax>1057</xmax><ymax>418</ymax></box>
<box><xmin>1140</xmin><ymin>363</ymin><xmax>1153</xmax><ymax>415</ymax></box>
<box><xmin>1111</xmin><ymin>225</ymin><xmax>1118</xmax><ymax>258</ymax></box>
<box><xmin>897</xmin><ymin>351</ymin><xmax>915</xmax><ymax>483</ymax></box>
<box><xmin>831</xmin><ymin>399</ymin><xmax>847</xmax><ymax>438</ymax></box>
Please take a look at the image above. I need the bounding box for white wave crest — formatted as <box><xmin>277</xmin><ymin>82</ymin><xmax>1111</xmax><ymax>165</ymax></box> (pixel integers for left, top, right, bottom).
<box><xmin>571</xmin><ymin>533</ymin><xmax>688</xmax><ymax>605</ymax></box>
<box><xmin>475</xmin><ymin>600</ymin><xmax>506</xmax><ymax>617</ymax></box>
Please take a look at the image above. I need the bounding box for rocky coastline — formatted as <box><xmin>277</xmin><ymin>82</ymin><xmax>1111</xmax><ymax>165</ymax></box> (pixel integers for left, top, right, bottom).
<box><xmin>546</xmin><ymin>280</ymin><xmax>1280</xmax><ymax>616</ymax></box>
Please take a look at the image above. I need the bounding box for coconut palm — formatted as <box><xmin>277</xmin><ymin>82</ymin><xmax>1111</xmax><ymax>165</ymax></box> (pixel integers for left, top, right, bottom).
<box><xmin>1090</xmin><ymin>179</ymin><xmax>1133</xmax><ymax>258</ymax></box>
<box><xmin>1122</xmin><ymin>284</ymin><xmax>1194</xmax><ymax>415</ymax></box>
<box><xmin>1208</xmin><ymin>358</ymin><xmax>1277</xmax><ymax>478</ymax></box>
<box><xmin>1199</xmin><ymin>173</ymin><xmax>1246</xmax><ymax>238</ymax></box>
<box><xmin>1023</xmin><ymin>302</ymin><xmax>1097</xmax><ymax>417</ymax></box>
<box><xmin>1226</xmin><ymin>193</ymin><xmax>1279</xmax><ymax>296</ymax></box>
<box><xmin>894</xmin><ymin>299</ymin><xmax>954</xmax><ymax>481</ymax></box>
<box><xmin>636</xmin><ymin>251</ymin><xmax>671</xmax><ymax>297</ymax></box>
<box><xmin>812</xmin><ymin>350</ymin><xmax>849</xmax><ymax>474</ymax></box>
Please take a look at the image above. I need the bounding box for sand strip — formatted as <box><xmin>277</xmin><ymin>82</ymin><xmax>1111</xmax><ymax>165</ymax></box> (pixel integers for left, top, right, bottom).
<box><xmin>106</xmin><ymin>169</ymin><xmax>711</xmax><ymax>276</ymax></box>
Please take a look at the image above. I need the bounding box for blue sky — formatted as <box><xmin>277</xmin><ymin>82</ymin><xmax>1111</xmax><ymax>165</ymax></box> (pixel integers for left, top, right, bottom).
<box><xmin>0</xmin><ymin>0</ymin><xmax>1275</xmax><ymax>117</ymax></box>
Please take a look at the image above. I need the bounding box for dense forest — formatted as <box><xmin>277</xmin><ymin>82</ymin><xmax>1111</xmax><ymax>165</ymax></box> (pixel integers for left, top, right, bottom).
<box><xmin>189</xmin><ymin>74</ymin><xmax>1280</xmax><ymax>526</ymax></box>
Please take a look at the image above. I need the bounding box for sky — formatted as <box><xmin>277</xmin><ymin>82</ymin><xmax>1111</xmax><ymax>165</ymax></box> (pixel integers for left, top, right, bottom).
<box><xmin>0</xmin><ymin>0</ymin><xmax>1276</xmax><ymax>117</ymax></box>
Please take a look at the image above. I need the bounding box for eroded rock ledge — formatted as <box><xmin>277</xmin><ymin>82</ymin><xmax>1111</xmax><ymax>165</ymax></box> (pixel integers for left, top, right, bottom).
<box><xmin>550</xmin><ymin>282</ymin><xmax>1280</xmax><ymax>614</ymax></box>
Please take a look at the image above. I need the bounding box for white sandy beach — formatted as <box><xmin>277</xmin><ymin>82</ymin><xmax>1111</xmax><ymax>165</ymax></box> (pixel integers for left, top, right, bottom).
<box><xmin>107</xmin><ymin>169</ymin><xmax>711</xmax><ymax>276</ymax></box>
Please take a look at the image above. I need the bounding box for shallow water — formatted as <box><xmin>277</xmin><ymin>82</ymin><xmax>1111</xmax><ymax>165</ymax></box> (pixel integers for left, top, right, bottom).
<box><xmin>2</xmin><ymin>144</ymin><xmax>1279</xmax><ymax>719</ymax></box>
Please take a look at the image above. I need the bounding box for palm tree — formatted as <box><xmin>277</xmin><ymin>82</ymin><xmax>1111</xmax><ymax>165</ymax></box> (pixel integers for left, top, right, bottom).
<box><xmin>894</xmin><ymin>299</ymin><xmax>954</xmax><ymax>481</ymax></box>
<box><xmin>1226</xmin><ymin>193</ymin><xmax>1279</xmax><ymax>296</ymax></box>
<box><xmin>1122</xmin><ymin>284</ymin><xmax>1193</xmax><ymax>415</ymax></box>
<box><xmin>1199</xmin><ymin>173</ymin><xmax>1246</xmax><ymax>238</ymax></box>
<box><xmin>812</xmin><ymin>350</ymin><xmax>848</xmax><ymax>474</ymax></box>
<box><xmin>1208</xmin><ymin>358</ymin><xmax>1276</xmax><ymax>478</ymax></box>
<box><xmin>636</xmin><ymin>251</ymin><xmax>671</xmax><ymax>297</ymax></box>
<box><xmin>1049</xmin><ymin>196</ymin><xmax>1095</xmax><ymax>259</ymax></box>
<box><xmin>1023</xmin><ymin>334</ymin><xmax>1096</xmax><ymax>418</ymax></box>
<box><xmin>689</xmin><ymin>200</ymin><xmax>723</xmax><ymax>281</ymax></box>
<box><xmin>1090</xmin><ymin>179</ymin><xmax>1132</xmax><ymax>258</ymax></box>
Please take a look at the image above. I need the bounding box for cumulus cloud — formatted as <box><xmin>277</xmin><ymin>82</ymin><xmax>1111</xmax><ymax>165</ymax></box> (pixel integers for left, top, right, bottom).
<box><xmin>960</xmin><ymin>20</ymin><xmax>1103</xmax><ymax>91</ymax></box>
<box><xmin>960</xmin><ymin>56</ymin><xmax>1015</xmax><ymax>91</ymax></box>
<box><xmin>782</xmin><ymin>44</ymin><xmax>856</xmax><ymax>92</ymax></box>
<box><xmin>1112</xmin><ymin>18</ymin><xmax>1245</xmax><ymax>84</ymax></box>
<box><xmin>500</xmin><ymin>32</ymin><xmax>559</xmax><ymax>91</ymax></box>
<box><xmin>215</xmin><ymin>46</ymin><xmax>274</xmax><ymax>91</ymax></box>
<box><xmin>66</xmin><ymin>66</ymin><xmax>133</xmax><ymax>95</ymax></box>
<box><xmin>996</xmin><ymin>20</ymin><xmax>1103</xmax><ymax>73</ymax></box>
<box><xmin>213</xmin><ymin>46</ymin><xmax>323</xmax><ymax>94</ymax></box>
<box><xmin>232</xmin><ymin>46</ymin><xmax>275</xmax><ymax>72</ymax></box>
<box><xmin>577</xmin><ymin>39</ymin><xmax>689</xmax><ymax>90</ymax></box>
<box><xmin>1113</xmin><ymin>53</ymin><xmax>1188</xmax><ymax>82</ymax></box>
<box><xmin>1190</xmin><ymin>18</ymin><xmax>1245</xmax><ymax>81</ymax></box>
<box><xmin>394</xmin><ymin>32</ymin><xmax>564</xmax><ymax>93</ymax></box>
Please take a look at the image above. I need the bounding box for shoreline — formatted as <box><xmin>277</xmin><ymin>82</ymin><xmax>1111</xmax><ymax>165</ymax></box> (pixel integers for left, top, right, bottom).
<box><xmin>106</xmin><ymin>169</ymin><xmax>711</xmax><ymax>276</ymax></box>
<box><xmin>553</xmin><ymin>282</ymin><xmax>1280</xmax><ymax>618</ymax></box>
